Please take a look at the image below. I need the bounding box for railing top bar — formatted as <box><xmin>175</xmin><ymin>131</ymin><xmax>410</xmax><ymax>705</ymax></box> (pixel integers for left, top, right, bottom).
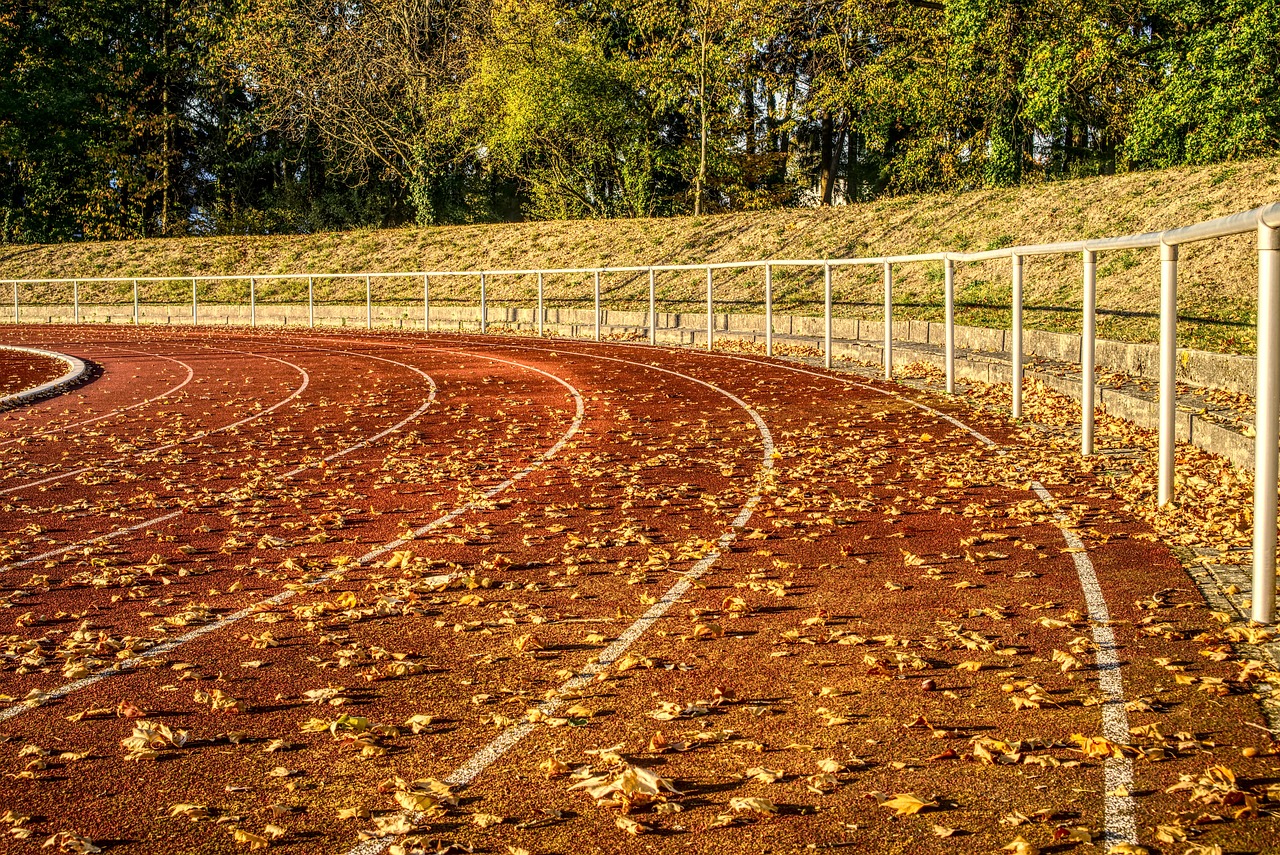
<box><xmin>5</xmin><ymin>202</ymin><xmax>1276</xmax><ymax>288</ymax></box>
<box><xmin>1264</xmin><ymin>201</ymin><xmax>1280</xmax><ymax>229</ymax></box>
<box><xmin>948</xmin><ymin>248</ymin><xmax>1022</xmax><ymax>263</ymax></box>
<box><xmin>1162</xmin><ymin>201</ymin><xmax>1280</xmax><ymax>245</ymax></box>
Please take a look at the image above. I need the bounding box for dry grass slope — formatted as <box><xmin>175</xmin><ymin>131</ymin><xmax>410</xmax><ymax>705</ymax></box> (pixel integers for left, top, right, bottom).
<box><xmin>3</xmin><ymin>158</ymin><xmax>1278</xmax><ymax>352</ymax></box>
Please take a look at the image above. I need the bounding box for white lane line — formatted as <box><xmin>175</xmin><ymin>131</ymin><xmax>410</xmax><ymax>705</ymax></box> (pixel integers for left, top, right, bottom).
<box><xmin>0</xmin><ymin>347</ymin><xmax>311</xmax><ymax>495</ymax></box>
<box><xmin>273</xmin><ymin>346</ymin><xmax>437</xmax><ymax>479</ymax></box>
<box><xmin>705</xmin><ymin>349</ymin><xmax>1137</xmax><ymax>846</ymax></box>
<box><xmin>0</xmin><ymin>347</ymin><xmax>435</xmax><ymax>572</ymax></box>
<box><xmin>0</xmin><ymin>353</ymin><xmax>583</xmax><ymax>723</ymax></box>
<box><xmin>1030</xmin><ymin>482</ymin><xmax>1136</xmax><ymax>844</ymax></box>
<box><xmin>346</xmin><ymin>351</ymin><xmax>775</xmax><ymax>855</ymax></box>
<box><xmin>0</xmin><ymin>346</ymin><xmax>196</xmax><ymax>447</ymax></box>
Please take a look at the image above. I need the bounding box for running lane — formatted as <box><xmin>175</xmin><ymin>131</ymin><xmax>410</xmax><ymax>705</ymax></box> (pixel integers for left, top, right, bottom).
<box><xmin>0</xmin><ymin>329</ymin><xmax>1274</xmax><ymax>855</ymax></box>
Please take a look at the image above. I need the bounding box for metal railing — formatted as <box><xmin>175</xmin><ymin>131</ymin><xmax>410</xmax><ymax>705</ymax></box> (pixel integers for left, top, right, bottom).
<box><xmin>6</xmin><ymin>201</ymin><xmax>1280</xmax><ymax>621</ymax></box>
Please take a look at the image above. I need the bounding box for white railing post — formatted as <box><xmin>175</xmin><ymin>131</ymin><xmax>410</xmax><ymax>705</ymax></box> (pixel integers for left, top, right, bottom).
<box><xmin>250</xmin><ymin>277</ymin><xmax>256</xmax><ymax>327</ymax></box>
<box><xmin>73</xmin><ymin>280</ymin><xmax>80</xmax><ymax>325</ymax></box>
<box><xmin>1011</xmin><ymin>254</ymin><xmax>1024</xmax><ymax>418</ymax></box>
<box><xmin>537</xmin><ymin>272</ymin><xmax>544</xmax><ymax>336</ymax></box>
<box><xmin>307</xmin><ymin>277</ymin><xmax>314</xmax><ymax>328</ymax></box>
<box><xmin>594</xmin><ymin>271</ymin><xmax>601</xmax><ymax>342</ymax></box>
<box><xmin>648</xmin><ymin>269</ymin><xmax>657</xmax><ymax>346</ymax></box>
<box><xmin>883</xmin><ymin>262</ymin><xmax>892</xmax><ymax>380</ymax></box>
<box><xmin>706</xmin><ymin>267</ymin><xmax>713</xmax><ymax>352</ymax></box>
<box><xmin>1082</xmin><ymin>249</ymin><xmax>1098</xmax><ymax>453</ymax></box>
<box><xmin>365</xmin><ymin>275</ymin><xmax>372</xmax><ymax>329</ymax></box>
<box><xmin>191</xmin><ymin>278</ymin><xmax>197</xmax><ymax>326</ymax></box>
<box><xmin>1253</xmin><ymin>223</ymin><xmax>1280</xmax><ymax>624</ymax></box>
<box><xmin>480</xmin><ymin>273</ymin><xmax>487</xmax><ymax>333</ymax></box>
<box><xmin>944</xmin><ymin>258</ymin><xmax>955</xmax><ymax>394</ymax></box>
<box><xmin>1158</xmin><ymin>243</ymin><xmax>1178</xmax><ymax>505</ymax></box>
<box><xmin>12</xmin><ymin>282</ymin><xmax>17</xmax><ymax>323</ymax></box>
<box><xmin>423</xmin><ymin>275</ymin><xmax>430</xmax><ymax>332</ymax></box>
<box><xmin>133</xmin><ymin>279</ymin><xmax>139</xmax><ymax>325</ymax></box>
<box><xmin>764</xmin><ymin>263</ymin><xmax>774</xmax><ymax>357</ymax></box>
<box><xmin>823</xmin><ymin>262</ymin><xmax>833</xmax><ymax>369</ymax></box>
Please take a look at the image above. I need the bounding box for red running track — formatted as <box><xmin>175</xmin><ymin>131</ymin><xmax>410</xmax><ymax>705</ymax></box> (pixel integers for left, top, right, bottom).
<box><xmin>0</xmin><ymin>325</ymin><xmax>1276</xmax><ymax>855</ymax></box>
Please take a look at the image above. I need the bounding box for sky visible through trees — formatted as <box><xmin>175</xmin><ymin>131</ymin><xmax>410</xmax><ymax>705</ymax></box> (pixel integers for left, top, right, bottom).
<box><xmin>2</xmin><ymin>0</ymin><xmax>1277</xmax><ymax>243</ymax></box>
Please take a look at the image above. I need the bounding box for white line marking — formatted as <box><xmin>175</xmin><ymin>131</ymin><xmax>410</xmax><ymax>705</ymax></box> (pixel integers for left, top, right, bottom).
<box><xmin>0</xmin><ymin>347</ymin><xmax>433</xmax><ymax>572</ymax></box>
<box><xmin>345</xmin><ymin>351</ymin><xmax>775</xmax><ymax>855</ymax></box>
<box><xmin>1030</xmin><ymin>481</ymin><xmax>1136</xmax><ymax>844</ymax></box>
<box><xmin>0</xmin><ymin>350</ymin><xmax>584</xmax><ymax>723</ymax></box>
<box><xmin>0</xmin><ymin>347</ymin><xmax>311</xmax><ymax>495</ymax></box>
<box><xmin>273</xmin><ymin>346</ymin><xmax>437</xmax><ymax>479</ymax></box>
<box><xmin>315</xmin><ymin>334</ymin><xmax>1138</xmax><ymax>846</ymax></box>
<box><xmin>0</xmin><ymin>346</ymin><xmax>196</xmax><ymax>446</ymax></box>
<box><xmin>705</xmin><ymin>349</ymin><xmax>1138</xmax><ymax>845</ymax></box>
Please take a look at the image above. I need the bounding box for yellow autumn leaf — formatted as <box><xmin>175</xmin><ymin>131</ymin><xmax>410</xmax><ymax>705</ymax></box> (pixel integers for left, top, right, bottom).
<box><xmin>539</xmin><ymin>756</ymin><xmax>569</xmax><ymax>778</ymax></box>
<box><xmin>393</xmin><ymin>791</ymin><xmax>437</xmax><ymax>813</ymax></box>
<box><xmin>880</xmin><ymin>793</ymin><xmax>937</xmax><ymax>816</ymax></box>
<box><xmin>615</xmin><ymin>815</ymin><xmax>650</xmax><ymax>835</ymax></box>
<box><xmin>728</xmin><ymin>796</ymin><xmax>777</xmax><ymax>814</ymax></box>
<box><xmin>231</xmin><ymin>828</ymin><xmax>270</xmax><ymax>850</ymax></box>
<box><xmin>1002</xmin><ymin>836</ymin><xmax>1039</xmax><ymax>855</ymax></box>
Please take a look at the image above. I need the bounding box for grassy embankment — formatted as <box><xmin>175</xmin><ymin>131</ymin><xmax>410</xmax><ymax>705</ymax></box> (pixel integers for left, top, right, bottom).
<box><xmin>2</xmin><ymin>158</ymin><xmax>1278</xmax><ymax>353</ymax></box>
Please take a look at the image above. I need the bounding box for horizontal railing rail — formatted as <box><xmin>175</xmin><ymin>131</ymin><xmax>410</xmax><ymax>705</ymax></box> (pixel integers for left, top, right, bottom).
<box><xmin>5</xmin><ymin>200</ymin><xmax>1279</xmax><ymax>621</ymax></box>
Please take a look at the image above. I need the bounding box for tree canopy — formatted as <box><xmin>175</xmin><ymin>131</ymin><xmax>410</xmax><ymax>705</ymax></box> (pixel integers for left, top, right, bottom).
<box><xmin>2</xmin><ymin>0</ymin><xmax>1276</xmax><ymax>243</ymax></box>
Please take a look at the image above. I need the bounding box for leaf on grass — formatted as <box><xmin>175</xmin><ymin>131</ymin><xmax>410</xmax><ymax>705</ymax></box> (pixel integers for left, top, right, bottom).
<box><xmin>42</xmin><ymin>831</ymin><xmax>103</xmax><ymax>853</ymax></box>
<box><xmin>404</xmin><ymin>714</ymin><xmax>434</xmax><ymax>734</ymax></box>
<box><xmin>514</xmin><ymin>633</ymin><xmax>543</xmax><ymax>654</ymax></box>
<box><xmin>393</xmin><ymin>791</ymin><xmax>438</xmax><ymax>814</ymax></box>
<box><xmin>1070</xmin><ymin>734</ymin><xmax>1133</xmax><ymax>759</ymax></box>
<box><xmin>168</xmin><ymin>804</ymin><xmax>210</xmax><ymax>820</ymax></box>
<box><xmin>805</xmin><ymin>772</ymin><xmax>839</xmax><ymax>794</ymax></box>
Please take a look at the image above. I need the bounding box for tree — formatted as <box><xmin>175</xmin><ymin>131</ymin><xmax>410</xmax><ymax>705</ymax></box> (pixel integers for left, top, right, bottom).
<box><xmin>1124</xmin><ymin>0</ymin><xmax>1280</xmax><ymax>167</ymax></box>
<box><xmin>452</xmin><ymin>0</ymin><xmax>663</xmax><ymax>218</ymax></box>
<box><xmin>230</xmin><ymin>0</ymin><xmax>497</xmax><ymax>226</ymax></box>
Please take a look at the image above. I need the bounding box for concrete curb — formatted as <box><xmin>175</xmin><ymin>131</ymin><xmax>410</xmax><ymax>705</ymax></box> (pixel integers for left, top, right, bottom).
<box><xmin>0</xmin><ymin>345</ymin><xmax>88</xmax><ymax>409</ymax></box>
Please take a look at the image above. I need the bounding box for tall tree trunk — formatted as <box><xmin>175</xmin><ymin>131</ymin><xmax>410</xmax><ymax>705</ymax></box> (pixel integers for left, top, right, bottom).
<box><xmin>780</xmin><ymin>76</ymin><xmax>796</xmax><ymax>157</ymax></box>
<box><xmin>845</xmin><ymin>126</ymin><xmax>858</xmax><ymax>203</ymax></box>
<box><xmin>695</xmin><ymin>29</ymin><xmax>708</xmax><ymax>216</ymax></box>
<box><xmin>764</xmin><ymin>84</ymin><xmax>775</xmax><ymax>151</ymax></box>
<box><xmin>819</xmin><ymin>113</ymin><xmax>834</xmax><ymax>206</ymax></box>
<box><xmin>160</xmin><ymin>0</ymin><xmax>172</xmax><ymax>236</ymax></box>
<box><xmin>743</xmin><ymin>74</ymin><xmax>756</xmax><ymax>190</ymax></box>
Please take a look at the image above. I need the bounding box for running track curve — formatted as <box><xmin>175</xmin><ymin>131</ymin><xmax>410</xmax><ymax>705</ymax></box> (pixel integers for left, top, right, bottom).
<box><xmin>0</xmin><ymin>325</ymin><xmax>1274</xmax><ymax>855</ymax></box>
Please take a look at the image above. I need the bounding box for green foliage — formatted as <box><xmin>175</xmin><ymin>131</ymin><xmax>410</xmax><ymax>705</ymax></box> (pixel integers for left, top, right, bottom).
<box><xmin>455</xmin><ymin>1</ymin><xmax>662</xmax><ymax>218</ymax></box>
<box><xmin>1124</xmin><ymin>0</ymin><xmax>1280</xmax><ymax>167</ymax></box>
<box><xmin>2</xmin><ymin>0</ymin><xmax>1277</xmax><ymax>244</ymax></box>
